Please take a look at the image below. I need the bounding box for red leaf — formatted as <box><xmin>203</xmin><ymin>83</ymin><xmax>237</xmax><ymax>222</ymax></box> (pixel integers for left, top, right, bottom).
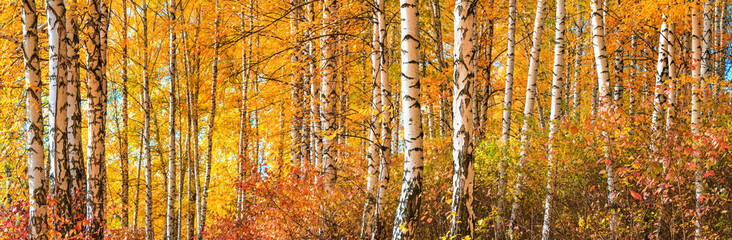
<box><xmin>631</xmin><ymin>191</ymin><xmax>642</xmax><ymax>200</ymax></box>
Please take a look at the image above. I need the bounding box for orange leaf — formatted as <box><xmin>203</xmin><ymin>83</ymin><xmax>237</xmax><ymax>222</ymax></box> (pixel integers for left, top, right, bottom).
<box><xmin>630</xmin><ymin>191</ymin><xmax>642</xmax><ymax>200</ymax></box>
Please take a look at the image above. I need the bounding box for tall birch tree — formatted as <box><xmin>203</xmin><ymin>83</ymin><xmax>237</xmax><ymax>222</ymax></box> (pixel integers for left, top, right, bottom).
<box><xmin>23</xmin><ymin>0</ymin><xmax>48</xmax><ymax>238</ymax></box>
<box><xmin>167</xmin><ymin>0</ymin><xmax>179</xmax><ymax>238</ymax></box>
<box><xmin>691</xmin><ymin>4</ymin><xmax>705</xmax><ymax>239</ymax></box>
<box><xmin>449</xmin><ymin>0</ymin><xmax>477</xmax><ymax>238</ymax></box>
<box><xmin>495</xmin><ymin>0</ymin><xmax>516</xmax><ymax>238</ymax></box>
<box><xmin>47</xmin><ymin>0</ymin><xmax>72</xmax><ymax>234</ymax></box>
<box><xmin>540</xmin><ymin>0</ymin><xmax>566</xmax><ymax>238</ymax></box>
<box><xmin>589</xmin><ymin>0</ymin><xmax>617</xmax><ymax>237</ymax></box>
<box><xmin>392</xmin><ymin>0</ymin><xmax>424</xmax><ymax>238</ymax></box>
<box><xmin>85</xmin><ymin>0</ymin><xmax>109</xmax><ymax>237</ymax></box>
<box><xmin>508</xmin><ymin>0</ymin><xmax>546</xmax><ymax>237</ymax></box>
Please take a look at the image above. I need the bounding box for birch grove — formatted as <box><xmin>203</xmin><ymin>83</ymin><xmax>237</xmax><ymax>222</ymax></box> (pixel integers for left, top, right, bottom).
<box><xmin>4</xmin><ymin>0</ymin><xmax>732</xmax><ymax>238</ymax></box>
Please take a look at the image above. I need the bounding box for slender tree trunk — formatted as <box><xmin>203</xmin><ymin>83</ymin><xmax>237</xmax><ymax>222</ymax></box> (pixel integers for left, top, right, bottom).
<box><xmin>691</xmin><ymin>4</ymin><xmax>705</xmax><ymax>239</ymax></box>
<box><xmin>448</xmin><ymin>0</ymin><xmax>477</xmax><ymax>238</ymax></box>
<box><xmin>392</xmin><ymin>0</ymin><xmax>424</xmax><ymax>238</ymax></box>
<box><xmin>66</xmin><ymin>0</ymin><xmax>85</xmax><ymax>226</ymax></box>
<box><xmin>508</xmin><ymin>0</ymin><xmax>546</xmax><ymax>238</ymax></box>
<box><xmin>495</xmin><ymin>1</ymin><xmax>516</xmax><ymax>238</ymax></box>
<box><xmin>309</xmin><ymin>0</ymin><xmax>322</xmax><ymax>178</ymax></box>
<box><xmin>142</xmin><ymin>3</ymin><xmax>154</xmax><ymax>239</ymax></box>
<box><xmin>361</xmin><ymin>2</ymin><xmax>383</xmax><ymax>236</ymax></box>
<box><xmin>651</xmin><ymin>18</ymin><xmax>668</xmax><ymax>140</ymax></box>
<box><xmin>237</xmin><ymin>3</ymin><xmax>251</xmax><ymax>219</ymax></box>
<box><xmin>23</xmin><ymin>0</ymin><xmax>48</xmax><ymax>238</ymax></box>
<box><xmin>431</xmin><ymin>0</ymin><xmax>449</xmax><ymax>137</ymax></box>
<box><xmin>321</xmin><ymin>0</ymin><xmax>338</xmax><ymax>188</ymax></box>
<box><xmin>134</xmin><ymin>127</ymin><xmax>143</xmax><ymax>229</ymax></box>
<box><xmin>373</xmin><ymin>0</ymin><xmax>392</xmax><ymax>237</ymax></box>
<box><xmin>589</xmin><ymin>0</ymin><xmax>616</xmax><ymax>238</ymax></box>
<box><xmin>199</xmin><ymin>0</ymin><xmax>219</xmax><ymax>237</ymax></box>
<box><xmin>47</xmin><ymin>0</ymin><xmax>72</xmax><ymax>235</ymax></box>
<box><xmin>702</xmin><ymin>1</ymin><xmax>713</xmax><ymax>97</ymax></box>
<box><xmin>657</xmin><ymin>21</ymin><xmax>676</xmax><ymax>240</ymax></box>
<box><xmin>118</xmin><ymin>0</ymin><xmax>129</xmax><ymax>229</ymax></box>
<box><xmin>85</xmin><ymin>0</ymin><xmax>109</xmax><ymax>237</ymax></box>
<box><xmin>540</xmin><ymin>0</ymin><xmax>565</xmax><ymax>238</ymax></box>
<box><xmin>167</xmin><ymin>0</ymin><xmax>178</xmax><ymax>238</ymax></box>
<box><xmin>291</xmin><ymin>0</ymin><xmax>303</xmax><ymax>170</ymax></box>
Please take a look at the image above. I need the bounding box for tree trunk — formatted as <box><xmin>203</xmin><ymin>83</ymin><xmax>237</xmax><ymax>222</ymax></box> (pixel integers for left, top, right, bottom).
<box><xmin>657</xmin><ymin>21</ymin><xmax>676</xmax><ymax>240</ymax></box>
<box><xmin>691</xmin><ymin>4</ymin><xmax>705</xmax><ymax>239</ymax></box>
<box><xmin>321</xmin><ymin>0</ymin><xmax>338</xmax><ymax>189</ymax></box>
<box><xmin>361</xmin><ymin>2</ymin><xmax>383</xmax><ymax>236</ymax></box>
<box><xmin>309</xmin><ymin>0</ymin><xmax>322</xmax><ymax>177</ymax></box>
<box><xmin>199</xmin><ymin>0</ymin><xmax>219</xmax><ymax>237</ymax></box>
<box><xmin>508</xmin><ymin>0</ymin><xmax>546</xmax><ymax>238</ymax></box>
<box><xmin>651</xmin><ymin>19</ymin><xmax>668</xmax><ymax>139</ymax></box>
<box><xmin>47</xmin><ymin>0</ymin><xmax>72</xmax><ymax>235</ymax></box>
<box><xmin>495</xmin><ymin>0</ymin><xmax>516</xmax><ymax>238</ymax></box>
<box><xmin>118</xmin><ymin>0</ymin><xmax>129</xmax><ymax>229</ymax></box>
<box><xmin>290</xmin><ymin>0</ymin><xmax>303</xmax><ymax>170</ymax></box>
<box><xmin>540</xmin><ymin>0</ymin><xmax>565</xmax><ymax>238</ymax></box>
<box><xmin>431</xmin><ymin>0</ymin><xmax>449</xmax><ymax>137</ymax></box>
<box><xmin>391</xmin><ymin>0</ymin><xmax>424</xmax><ymax>238</ymax></box>
<box><xmin>373</xmin><ymin>0</ymin><xmax>392</xmax><ymax>237</ymax></box>
<box><xmin>589</xmin><ymin>0</ymin><xmax>616</xmax><ymax>238</ymax></box>
<box><xmin>85</xmin><ymin>0</ymin><xmax>109</xmax><ymax>237</ymax></box>
<box><xmin>23</xmin><ymin>0</ymin><xmax>48</xmax><ymax>238</ymax></box>
<box><xmin>142</xmin><ymin>3</ymin><xmax>153</xmax><ymax>239</ymax></box>
<box><xmin>167</xmin><ymin>0</ymin><xmax>178</xmax><ymax>238</ymax></box>
<box><xmin>449</xmin><ymin>0</ymin><xmax>477</xmax><ymax>238</ymax></box>
<box><xmin>66</xmin><ymin>0</ymin><xmax>85</xmax><ymax>226</ymax></box>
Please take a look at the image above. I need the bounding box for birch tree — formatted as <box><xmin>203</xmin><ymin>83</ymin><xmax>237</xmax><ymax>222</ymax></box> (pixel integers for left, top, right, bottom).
<box><xmin>373</xmin><ymin>0</ymin><xmax>392</xmax><ymax>236</ymax></box>
<box><xmin>23</xmin><ymin>0</ymin><xmax>48</xmax><ymax>238</ymax></box>
<box><xmin>118</xmin><ymin>0</ymin><xmax>129</xmax><ymax>228</ymax></box>
<box><xmin>85</xmin><ymin>0</ymin><xmax>109</xmax><ymax>237</ymax></box>
<box><xmin>290</xmin><ymin>0</ymin><xmax>303</xmax><ymax>169</ymax></box>
<box><xmin>142</xmin><ymin>2</ymin><xmax>154</xmax><ymax>238</ymax></box>
<box><xmin>495</xmin><ymin>0</ymin><xmax>516</xmax><ymax>238</ymax></box>
<box><xmin>200</xmin><ymin>0</ymin><xmax>220</xmax><ymax>237</ymax></box>
<box><xmin>361</xmin><ymin>0</ymin><xmax>383</xmax><ymax>235</ymax></box>
<box><xmin>508</xmin><ymin>0</ymin><xmax>546</xmax><ymax>237</ymax></box>
<box><xmin>540</xmin><ymin>0</ymin><xmax>566</xmax><ymax>238</ymax></box>
<box><xmin>47</xmin><ymin>0</ymin><xmax>72</xmax><ymax>234</ymax></box>
<box><xmin>65</xmin><ymin>0</ymin><xmax>85</xmax><ymax>226</ymax></box>
<box><xmin>321</xmin><ymin>0</ymin><xmax>338</xmax><ymax>188</ymax></box>
<box><xmin>589</xmin><ymin>0</ymin><xmax>617</xmax><ymax>236</ymax></box>
<box><xmin>392</xmin><ymin>0</ymin><xmax>424</xmax><ymax>238</ymax></box>
<box><xmin>449</xmin><ymin>0</ymin><xmax>477</xmax><ymax>238</ymax></box>
<box><xmin>651</xmin><ymin>19</ymin><xmax>668</xmax><ymax>138</ymax></box>
<box><xmin>691</xmin><ymin>4</ymin><xmax>705</xmax><ymax>239</ymax></box>
<box><xmin>167</xmin><ymin>0</ymin><xmax>179</xmax><ymax>238</ymax></box>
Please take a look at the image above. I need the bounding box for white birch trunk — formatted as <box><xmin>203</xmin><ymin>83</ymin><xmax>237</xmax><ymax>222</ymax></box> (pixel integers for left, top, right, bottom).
<box><xmin>541</xmin><ymin>0</ymin><xmax>565</xmax><ymax>238</ymax></box>
<box><xmin>691</xmin><ymin>5</ymin><xmax>705</xmax><ymax>239</ymax></box>
<box><xmin>142</xmin><ymin>3</ymin><xmax>154</xmax><ymax>238</ymax></box>
<box><xmin>651</xmin><ymin>19</ymin><xmax>668</xmax><ymax>139</ymax></box>
<box><xmin>361</xmin><ymin>4</ymin><xmax>383</xmax><ymax>235</ymax></box>
<box><xmin>508</xmin><ymin>0</ymin><xmax>546</xmax><ymax>238</ymax></box>
<box><xmin>321</xmin><ymin>0</ymin><xmax>338</xmax><ymax>190</ymax></box>
<box><xmin>199</xmin><ymin>1</ymin><xmax>219</xmax><ymax>237</ymax></box>
<box><xmin>449</xmin><ymin>0</ymin><xmax>477</xmax><ymax>238</ymax></box>
<box><xmin>373</xmin><ymin>0</ymin><xmax>392</xmax><ymax>236</ymax></box>
<box><xmin>66</xmin><ymin>0</ymin><xmax>85</xmax><ymax>225</ymax></box>
<box><xmin>117</xmin><ymin>0</ymin><xmax>128</xmax><ymax>228</ymax></box>
<box><xmin>290</xmin><ymin>0</ymin><xmax>303</xmax><ymax>169</ymax></box>
<box><xmin>391</xmin><ymin>0</ymin><xmax>424</xmax><ymax>238</ymax></box>
<box><xmin>47</xmin><ymin>0</ymin><xmax>72</xmax><ymax>235</ymax></box>
<box><xmin>495</xmin><ymin>0</ymin><xmax>516</xmax><ymax>238</ymax></box>
<box><xmin>85</xmin><ymin>0</ymin><xmax>108</xmax><ymax>237</ymax></box>
<box><xmin>166</xmin><ymin>0</ymin><xmax>178</xmax><ymax>238</ymax></box>
<box><xmin>589</xmin><ymin>0</ymin><xmax>616</xmax><ymax>237</ymax></box>
<box><xmin>23</xmin><ymin>0</ymin><xmax>48</xmax><ymax>238</ymax></box>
